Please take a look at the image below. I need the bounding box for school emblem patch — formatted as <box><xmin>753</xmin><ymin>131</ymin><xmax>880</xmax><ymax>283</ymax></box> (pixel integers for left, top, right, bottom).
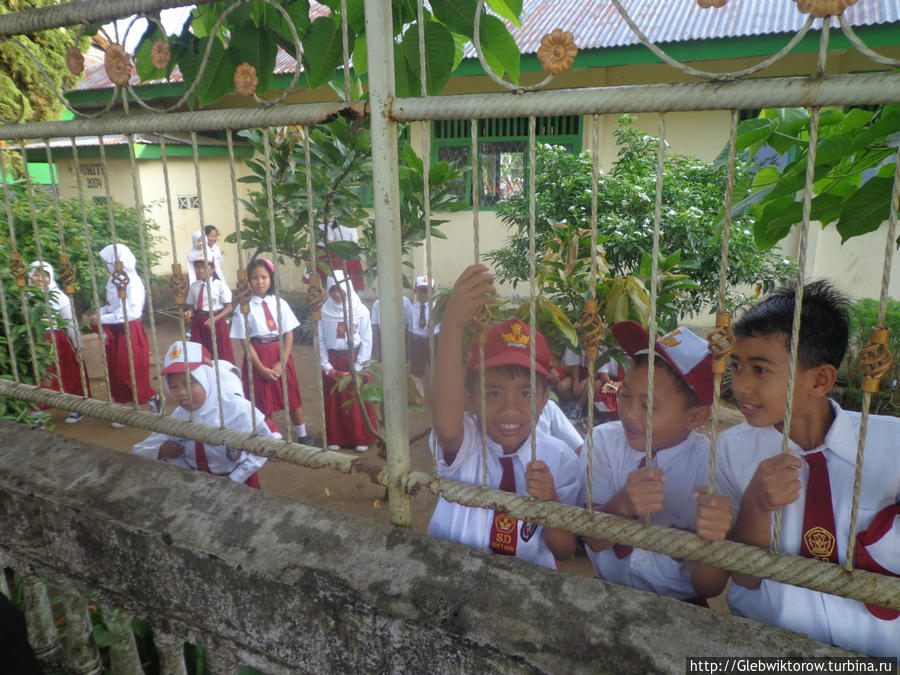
<box><xmin>226</xmin><ymin>447</ymin><xmax>240</xmax><ymax>462</ymax></box>
<box><xmin>803</xmin><ymin>526</ymin><xmax>836</xmax><ymax>561</ymax></box>
<box><xmin>502</xmin><ymin>322</ymin><xmax>529</xmax><ymax>348</ymax></box>
<box><xmin>520</xmin><ymin>521</ymin><xmax>537</xmax><ymax>542</ymax></box>
<box><xmin>489</xmin><ymin>512</ymin><xmax>518</xmax><ymax>556</ymax></box>
<box><xmin>168</xmin><ymin>344</ymin><xmax>181</xmax><ymax>360</ymax></box>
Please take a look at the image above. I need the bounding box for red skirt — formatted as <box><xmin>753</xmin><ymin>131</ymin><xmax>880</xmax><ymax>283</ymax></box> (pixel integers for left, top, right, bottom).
<box><xmin>190</xmin><ymin>312</ymin><xmax>235</xmax><ymax>363</ymax></box>
<box><xmin>316</xmin><ymin>250</ymin><xmax>365</xmax><ymax>291</ymax></box>
<box><xmin>102</xmin><ymin>320</ymin><xmax>156</xmax><ymax>404</ymax></box>
<box><xmin>323</xmin><ymin>350</ymin><xmax>377</xmax><ymax>446</ymax></box>
<box><xmin>242</xmin><ymin>339</ymin><xmax>302</xmax><ymax>416</ymax></box>
<box><xmin>42</xmin><ymin>330</ymin><xmax>91</xmax><ymax>398</ymax></box>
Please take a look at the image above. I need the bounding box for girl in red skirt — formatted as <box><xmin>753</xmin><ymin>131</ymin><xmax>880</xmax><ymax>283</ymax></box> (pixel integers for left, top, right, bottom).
<box><xmin>184</xmin><ymin>256</ymin><xmax>234</xmax><ymax>363</ymax></box>
<box><xmin>29</xmin><ymin>261</ymin><xmax>92</xmax><ymax>423</ymax></box>
<box><xmin>229</xmin><ymin>258</ymin><xmax>313</xmax><ymax>445</ymax></box>
<box><xmin>318</xmin><ymin>270</ymin><xmax>377</xmax><ymax>452</ymax></box>
<box><xmin>92</xmin><ymin>244</ymin><xmax>161</xmax><ymax>424</ymax></box>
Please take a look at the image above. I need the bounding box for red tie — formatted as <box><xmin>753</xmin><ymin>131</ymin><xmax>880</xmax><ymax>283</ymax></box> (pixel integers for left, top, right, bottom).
<box><xmin>418</xmin><ymin>302</ymin><xmax>426</xmax><ymax>329</ymax></box>
<box><xmin>261</xmin><ymin>299</ymin><xmax>277</xmax><ymax>332</ymax></box>
<box><xmin>196</xmin><ymin>284</ymin><xmax>204</xmax><ymax>312</ymax></box>
<box><xmin>613</xmin><ymin>455</ymin><xmax>648</xmax><ymax>559</ymax></box>
<box><xmin>194</xmin><ymin>442</ymin><xmax>212</xmax><ymax>474</ymax></box>
<box><xmin>799</xmin><ymin>451</ymin><xmax>838</xmax><ymax>563</ymax></box>
<box><xmin>489</xmin><ymin>456</ymin><xmax>518</xmax><ymax>556</ymax></box>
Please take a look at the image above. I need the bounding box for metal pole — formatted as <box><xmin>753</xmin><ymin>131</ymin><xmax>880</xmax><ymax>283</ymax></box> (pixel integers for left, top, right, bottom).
<box><xmin>364</xmin><ymin>0</ymin><xmax>410</xmax><ymax>527</ymax></box>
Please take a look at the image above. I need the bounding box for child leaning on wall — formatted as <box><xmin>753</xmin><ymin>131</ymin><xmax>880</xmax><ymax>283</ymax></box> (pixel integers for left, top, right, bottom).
<box><xmin>427</xmin><ymin>264</ymin><xmax>584</xmax><ymax>570</ymax></box>
<box><xmin>716</xmin><ymin>280</ymin><xmax>900</xmax><ymax>657</ymax></box>
<box><xmin>131</xmin><ymin>341</ymin><xmax>277</xmax><ymax>488</ymax></box>
<box><xmin>580</xmin><ymin>321</ymin><xmax>733</xmax><ymax>603</ymax></box>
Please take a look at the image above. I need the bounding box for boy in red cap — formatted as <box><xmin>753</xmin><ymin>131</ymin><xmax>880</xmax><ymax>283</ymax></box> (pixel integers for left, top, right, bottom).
<box><xmin>428</xmin><ymin>265</ymin><xmax>584</xmax><ymax>569</ymax></box>
<box><xmin>582</xmin><ymin>321</ymin><xmax>733</xmax><ymax>602</ymax></box>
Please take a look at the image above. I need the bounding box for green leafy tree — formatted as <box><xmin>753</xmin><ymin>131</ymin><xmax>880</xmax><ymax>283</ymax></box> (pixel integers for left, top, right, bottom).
<box><xmin>728</xmin><ymin>105</ymin><xmax>900</xmax><ymax>249</ymax></box>
<box><xmin>487</xmin><ymin>116</ymin><xmax>794</xmax><ymax>324</ymax></box>
<box><xmin>0</xmin><ymin>0</ymin><xmax>85</xmax><ymax>123</ymax></box>
<box><xmin>134</xmin><ymin>0</ymin><xmax>523</xmax><ymax>107</ymax></box>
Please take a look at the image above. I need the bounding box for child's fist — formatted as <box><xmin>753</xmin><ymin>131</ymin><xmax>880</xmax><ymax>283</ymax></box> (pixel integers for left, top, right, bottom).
<box><xmin>693</xmin><ymin>486</ymin><xmax>733</xmax><ymax>541</ymax></box>
<box><xmin>443</xmin><ymin>264</ymin><xmax>496</xmax><ymax>328</ymax></box>
<box><xmin>525</xmin><ymin>460</ymin><xmax>558</xmax><ymax>502</ymax></box>
<box><xmin>744</xmin><ymin>453</ymin><xmax>802</xmax><ymax>514</ymax></box>
<box><xmin>158</xmin><ymin>440</ymin><xmax>183</xmax><ymax>460</ymax></box>
<box><xmin>620</xmin><ymin>465</ymin><xmax>667</xmax><ymax>518</ymax></box>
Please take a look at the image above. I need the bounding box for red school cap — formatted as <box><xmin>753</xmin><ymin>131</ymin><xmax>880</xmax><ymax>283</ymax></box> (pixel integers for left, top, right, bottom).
<box><xmin>466</xmin><ymin>318</ymin><xmax>551</xmax><ymax>378</ymax></box>
<box><xmin>611</xmin><ymin>320</ymin><xmax>714</xmax><ymax>406</ymax></box>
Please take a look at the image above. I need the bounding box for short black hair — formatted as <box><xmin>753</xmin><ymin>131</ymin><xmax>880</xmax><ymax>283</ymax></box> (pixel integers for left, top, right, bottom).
<box><xmin>464</xmin><ymin>364</ymin><xmax>548</xmax><ymax>393</ymax></box>
<box><xmin>204</xmin><ymin>225</ymin><xmax>218</xmax><ymax>235</ymax></box>
<box><xmin>632</xmin><ymin>354</ymin><xmax>700</xmax><ymax>408</ymax></box>
<box><xmin>734</xmin><ymin>279</ymin><xmax>850</xmax><ymax>369</ymax></box>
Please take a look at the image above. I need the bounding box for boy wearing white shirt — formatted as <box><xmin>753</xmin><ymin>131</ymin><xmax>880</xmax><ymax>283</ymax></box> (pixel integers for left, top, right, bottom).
<box><xmin>717</xmin><ymin>280</ymin><xmax>900</xmax><ymax>657</ymax></box>
<box><xmin>405</xmin><ymin>275</ymin><xmax>439</xmax><ymax>400</ymax></box>
<box><xmin>582</xmin><ymin>321</ymin><xmax>732</xmax><ymax>601</ymax></box>
<box><xmin>428</xmin><ymin>265</ymin><xmax>583</xmax><ymax>570</ymax></box>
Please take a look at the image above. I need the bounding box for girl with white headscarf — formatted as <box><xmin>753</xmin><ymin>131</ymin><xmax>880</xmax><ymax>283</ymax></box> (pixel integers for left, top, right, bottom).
<box><xmin>186</xmin><ymin>230</ymin><xmax>206</xmax><ymax>284</ymax></box>
<box><xmin>132</xmin><ymin>341</ymin><xmax>277</xmax><ymax>486</ymax></box>
<box><xmin>29</xmin><ymin>261</ymin><xmax>92</xmax><ymax>422</ymax></box>
<box><xmin>92</xmin><ymin>243</ymin><xmax>160</xmax><ymax>416</ymax></box>
<box><xmin>318</xmin><ymin>270</ymin><xmax>377</xmax><ymax>452</ymax></box>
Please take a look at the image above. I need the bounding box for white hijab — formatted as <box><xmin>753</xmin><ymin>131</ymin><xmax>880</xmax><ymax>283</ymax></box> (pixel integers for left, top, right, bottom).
<box><xmin>187</xmin><ymin>230</ymin><xmax>205</xmax><ymax>263</ymax></box>
<box><xmin>320</xmin><ymin>270</ymin><xmax>367</xmax><ymax>324</ymax></box>
<box><xmin>28</xmin><ymin>261</ymin><xmax>67</xmax><ymax>312</ymax></box>
<box><xmin>98</xmin><ymin>243</ymin><xmax>138</xmax><ymax>274</ymax></box>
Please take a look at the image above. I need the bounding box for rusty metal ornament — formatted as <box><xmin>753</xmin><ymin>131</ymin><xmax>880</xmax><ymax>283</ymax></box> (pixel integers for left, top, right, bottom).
<box><xmin>10</xmin><ymin>251</ymin><xmax>27</xmax><ymax>288</ymax></box>
<box><xmin>794</xmin><ymin>0</ymin><xmax>857</xmax><ymax>17</ymax></box>
<box><xmin>474</xmin><ymin>304</ymin><xmax>492</xmax><ymax>345</ymax></box>
<box><xmin>306</xmin><ymin>277</ymin><xmax>326</xmax><ymax>321</ymax></box>
<box><xmin>537</xmin><ymin>29</ymin><xmax>578</xmax><ymax>75</ymax></box>
<box><xmin>57</xmin><ymin>255</ymin><xmax>76</xmax><ymax>295</ymax></box>
<box><xmin>111</xmin><ymin>260</ymin><xmax>130</xmax><ymax>299</ymax></box>
<box><xmin>698</xmin><ymin>0</ymin><xmax>727</xmax><ymax>7</ymax></box>
<box><xmin>859</xmin><ymin>328</ymin><xmax>893</xmax><ymax>394</ymax></box>
<box><xmin>707</xmin><ymin>312</ymin><xmax>735</xmax><ymax>375</ymax></box>
<box><xmin>579</xmin><ymin>300</ymin><xmax>607</xmax><ymax>361</ymax></box>
<box><xmin>104</xmin><ymin>43</ymin><xmax>132</xmax><ymax>88</ymax></box>
<box><xmin>66</xmin><ymin>46</ymin><xmax>84</xmax><ymax>76</ymax></box>
<box><xmin>234</xmin><ymin>63</ymin><xmax>259</xmax><ymax>97</ymax></box>
<box><xmin>150</xmin><ymin>39</ymin><xmax>170</xmax><ymax>71</ymax></box>
<box><xmin>169</xmin><ymin>263</ymin><xmax>188</xmax><ymax>305</ymax></box>
<box><xmin>235</xmin><ymin>269</ymin><xmax>252</xmax><ymax>313</ymax></box>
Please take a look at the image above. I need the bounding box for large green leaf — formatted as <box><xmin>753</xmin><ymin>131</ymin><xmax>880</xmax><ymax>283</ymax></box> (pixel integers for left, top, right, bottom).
<box><xmin>266</xmin><ymin>0</ymin><xmax>311</xmax><ymax>58</ymax></box>
<box><xmin>713</xmin><ymin>118</ymin><xmax>773</xmax><ymax>168</ymax></box>
<box><xmin>179</xmin><ymin>35</ymin><xmax>236</xmax><ymax>108</ymax></box>
<box><xmin>430</xmin><ymin>0</ymin><xmax>477</xmax><ymax>39</ymax></box>
<box><xmin>402</xmin><ymin>21</ymin><xmax>455</xmax><ymax>96</ymax></box>
<box><xmin>302</xmin><ymin>16</ymin><xmax>344</xmax><ymax>90</ymax></box>
<box><xmin>836</xmin><ymin>176</ymin><xmax>895</xmax><ymax>242</ymax></box>
<box><xmin>486</xmin><ymin>0</ymin><xmax>522</xmax><ymax>27</ymax></box>
<box><xmin>352</xmin><ymin>32</ymin><xmax>367</xmax><ymax>78</ymax></box>
<box><xmin>754</xmin><ymin>196</ymin><xmax>801</xmax><ymax>249</ymax></box>
<box><xmin>229</xmin><ymin>21</ymin><xmax>277</xmax><ymax>95</ymax></box>
<box><xmin>478</xmin><ymin>15</ymin><xmax>519</xmax><ymax>84</ymax></box>
<box><xmin>134</xmin><ymin>22</ymin><xmax>167</xmax><ymax>82</ymax></box>
<box><xmin>393</xmin><ymin>42</ymin><xmax>417</xmax><ymax>98</ymax></box>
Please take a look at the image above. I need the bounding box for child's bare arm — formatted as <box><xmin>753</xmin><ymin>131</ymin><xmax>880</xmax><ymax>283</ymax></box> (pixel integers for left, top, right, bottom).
<box><xmin>584</xmin><ymin>466</ymin><xmax>666</xmax><ymax>552</ymax></box>
<box><xmin>432</xmin><ymin>265</ymin><xmax>495</xmax><ymax>464</ymax></box>
<box><xmin>730</xmin><ymin>454</ymin><xmax>801</xmax><ymax>589</ymax></box>
<box><xmin>525</xmin><ymin>460</ymin><xmax>577</xmax><ymax>560</ymax></box>
<box><xmin>689</xmin><ymin>486</ymin><xmax>734</xmax><ymax>598</ymax></box>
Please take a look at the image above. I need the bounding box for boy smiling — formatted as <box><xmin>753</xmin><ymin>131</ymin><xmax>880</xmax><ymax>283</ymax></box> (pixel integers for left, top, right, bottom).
<box><xmin>716</xmin><ymin>281</ymin><xmax>900</xmax><ymax>657</ymax></box>
<box><xmin>428</xmin><ymin>265</ymin><xmax>583</xmax><ymax>569</ymax></box>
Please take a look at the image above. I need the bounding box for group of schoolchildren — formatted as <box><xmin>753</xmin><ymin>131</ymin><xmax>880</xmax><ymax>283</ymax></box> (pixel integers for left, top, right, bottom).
<box><xmin>28</xmin><ymin>228</ymin><xmax>898</xmax><ymax>656</ymax></box>
<box><xmin>428</xmin><ymin>264</ymin><xmax>899</xmax><ymax>658</ymax></box>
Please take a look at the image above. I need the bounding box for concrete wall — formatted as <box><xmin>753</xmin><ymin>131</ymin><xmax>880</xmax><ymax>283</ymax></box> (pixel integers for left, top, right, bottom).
<box><xmin>0</xmin><ymin>423</ymin><xmax>853</xmax><ymax>672</ymax></box>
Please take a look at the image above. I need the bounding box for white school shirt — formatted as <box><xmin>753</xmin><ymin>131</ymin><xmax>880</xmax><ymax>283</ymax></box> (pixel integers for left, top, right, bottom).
<box><xmin>206</xmin><ymin>242</ymin><xmax>226</xmax><ymax>282</ymax></box>
<box><xmin>185</xmin><ymin>278</ymin><xmax>232</xmax><ymax>314</ymax></box>
<box><xmin>229</xmin><ymin>295</ymin><xmax>299</xmax><ymax>340</ymax></box>
<box><xmin>584</xmin><ymin>422</ymin><xmax>710</xmax><ymax>599</ymax></box>
<box><xmin>131</xmin><ymin>397</ymin><xmax>274</xmax><ymax>483</ymax></box>
<box><xmin>371</xmin><ymin>296</ymin><xmax>412</xmax><ymax>327</ymax></box>
<box><xmin>99</xmin><ymin>274</ymin><xmax>146</xmax><ymax>324</ymax></box>
<box><xmin>404</xmin><ymin>299</ymin><xmax>440</xmax><ymax>338</ymax></box>
<box><xmin>318</xmin><ymin>312</ymin><xmax>373</xmax><ymax>372</ymax></box>
<box><xmin>428</xmin><ymin>412</ymin><xmax>585</xmax><ymax>570</ymax></box>
<box><xmin>715</xmin><ymin>400</ymin><xmax>900</xmax><ymax>658</ymax></box>
<box><xmin>537</xmin><ymin>399</ymin><xmax>584</xmax><ymax>454</ymax></box>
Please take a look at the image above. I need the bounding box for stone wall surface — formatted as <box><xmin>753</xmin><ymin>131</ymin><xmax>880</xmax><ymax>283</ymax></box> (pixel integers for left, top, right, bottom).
<box><xmin>0</xmin><ymin>423</ymin><xmax>854</xmax><ymax>673</ymax></box>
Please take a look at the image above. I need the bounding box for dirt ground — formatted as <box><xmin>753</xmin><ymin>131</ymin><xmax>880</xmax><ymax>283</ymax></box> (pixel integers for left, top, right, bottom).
<box><xmin>47</xmin><ymin>314</ymin><xmax>746</xmax><ymax>589</ymax></box>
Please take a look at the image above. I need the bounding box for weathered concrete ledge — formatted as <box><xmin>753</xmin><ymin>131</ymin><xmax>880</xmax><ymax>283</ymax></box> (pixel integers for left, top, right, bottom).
<box><xmin>0</xmin><ymin>423</ymin><xmax>853</xmax><ymax>673</ymax></box>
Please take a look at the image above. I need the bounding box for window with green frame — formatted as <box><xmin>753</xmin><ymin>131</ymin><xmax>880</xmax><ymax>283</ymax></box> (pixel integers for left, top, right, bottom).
<box><xmin>433</xmin><ymin>115</ymin><xmax>582</xmax><ymax>208</ymax></box>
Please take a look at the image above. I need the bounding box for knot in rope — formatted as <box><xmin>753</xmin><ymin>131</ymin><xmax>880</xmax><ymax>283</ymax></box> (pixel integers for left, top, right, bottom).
<box><xmin>169</xmin><ymin>263</ymin><xmax>188</xmax><ymax>305</ymax></box>
<box><xmin>10</xmin><ymin>251</ymin><xmax>27</xmax><ymax>288</ymax></box>
<box><xmin>579</xmin><ymin>299</ymin><xmax>606</xmax><ymax>361</ymax></box>
<box><xmin>859</xmin><ymin>328</ymin><xmax>893</xmax><ymax>394</ymax></box>
<box><xmin>474</xmin><ymin>304</ymin><xmax>492</xmax><ymax>344</ymax></box>
<box><xmin>57</xmin><ymin>255</ymin><xmax>76</xmax><ymax>295</ymax></box>
<box><xmin>707</xmin><ymin>312</ymin><xmax>735</xmax><ymax>375</ymax></box>
<box><xmin>794</xmin><ymin>0</ymin><xmax>857</xmax><ymax>18</ymax></box>
<box><xmin>306</xmin><ymin>277</ymin><xmax>326</xmax><ymax>321</ymax></box>
<box><xmin>111</xmin><ymin>261</ymin><xmax>129</xmax><ymax>299</ymax></box>
<box><xmin>235</xmin><ymin>269</ymin><xmax>252</xmax><ymax>313</ymax></box>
